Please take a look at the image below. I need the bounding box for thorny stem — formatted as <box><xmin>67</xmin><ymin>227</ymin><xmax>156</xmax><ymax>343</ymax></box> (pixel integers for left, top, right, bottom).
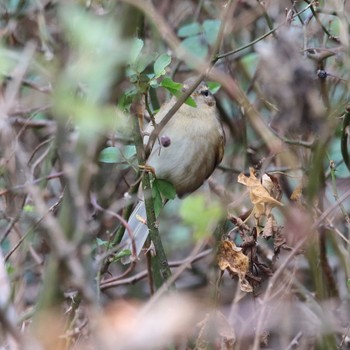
<box><xmin>142</xmin><ymin>171</ymin><xmax>172</xmax><ymax>289</ymax></box>
<box><xmin>133</xmin><ymin>99</ymin><xmax>172</xmax><ymax>289</ymax></box>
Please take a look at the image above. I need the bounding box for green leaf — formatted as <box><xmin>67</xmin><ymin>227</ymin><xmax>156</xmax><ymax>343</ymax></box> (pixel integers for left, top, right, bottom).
<box><xmin>111</xmin><ymin>249</ymin><xmax>132</xmax><ymax>262</ymax></box>
<box><xmin>174</xmin><ymin>91</ymin><xmax>197</xmax><ymax>108</ymax></box>
<box><xmin>154</xmin><ymin>54</ymin><xmax>171</xmax><ymax>78</ymax></box>
<box><xmin>207</xmin><ymin>81</ymin><xmax>221</xmax><ymax>94</ymax></box>
<box><xmin>98</xmin><ymin>146</ymin><xmax>136</xmax><ymax>164</ymax></box>
<box><xmin>130</xmin><ymin>38</ymin><xmax>144</xmax><ymax>64</ymax></box>
<box><xmin>153</xmin><ymin>179</ymin><xmax>176</xmax><ymax>200</ymax></box>
<box><xmin>177</xmin><ymin>22</ymin><xmax>202</xmax><ymax>38</ymax></box>
<box><xmin>32</xmin><ymin>112</ymin><xmax>49</xmax><ymax>121</ymax></box>
<box><xmin>161</xmin><ymin>77</ymin><xmax>182</xmax><ymax>95</ymax></box>
<box><xmin>160</xmin><ymin>77</ymin><xmax>197</xmax><ymax>107</ymax></box>
<box><xmin>151</xmin><ymin>183</ymin><xmax>163</xmax><ymax>217</ymax></box>
<box><xmin>185</xmin><ymin>96</ymin><xmax>197</xmax><ymax>107</ymax></box>
<box><xmin>126</xmin><ymin>66</ymin><xmax>137</xmax><ymax>78</ymax></box>
<box><xmin>122</xmin><ymin>145</ymin><xmax>137</xmax><ymax>160</ymax></box>
<box><xmin>180</xmin><ymin>35</ymin><xmax>208</xmax><ymax>59</ymax></box>
<box><xmin>135</xmin><ymin>52</ymin><xmax>158</xmax><ymax>74</ymax></box>
<box><xmin>96</xmin><ymin>237</ymin><xmax>108</xmax><ymax>247</ymax></box>
<box><xmin>149</xmin><ymin>79</ymin><xmax>159</xmax><ymax>88</ymax></box>
<box><xmin>203</xmin><ymin>19</ymin><xmax>221</xmax><ymax>45</ymax></box>
<box><xmin>118</xmin><ymin>88</ymin><xmax>137</xmax><ymax>112</ymax></box>
<box><xmin>99</xmin><ymin>147</ymin><xmax>120</xmax><ymax>163</ymax></box>
<box><xmin>179</xmin><ymin>195</ymin><xmax>223</xmax><ymax>239</ymax></box>
<box><xmin>161</xmin><ymin>77</ymin><xmax>182</xmax><ymax>90</ymax></box>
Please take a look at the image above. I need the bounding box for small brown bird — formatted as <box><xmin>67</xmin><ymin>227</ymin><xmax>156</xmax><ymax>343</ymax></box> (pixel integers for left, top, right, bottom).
<box><xmin>121</xmin><ymin>78</ymin><xmax>225</xmax><ymax>261</ymax></box>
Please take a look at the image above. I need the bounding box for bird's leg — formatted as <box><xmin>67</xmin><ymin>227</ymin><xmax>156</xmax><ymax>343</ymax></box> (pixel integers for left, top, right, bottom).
<box><xmin>139</xmin><ymin>164</ymin><xmax>156</xmax><ymax>175</ymax></box>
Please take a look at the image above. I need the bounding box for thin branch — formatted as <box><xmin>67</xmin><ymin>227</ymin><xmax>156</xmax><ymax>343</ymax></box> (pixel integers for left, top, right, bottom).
<box><xmin>144</xmin><ymin>0</ymin><xmax>236</xmax><ymax>155</ymax></box>
<box><xmin>140</xmin><ymin>240</ymin><xmax>205</xmax><ymax>315</ymax></box>
<box><xmin>90</xmin><ymin>194</ymin><xmax>138</xmax><ymax>271</ymax></box>
<box><xmin>4</xmin><ymin>74</ymin><xmax>52</xmax><ymax>93</ymax></box>
<box><xmin>339</xmin><ymin>323</ymin><xmax>350</xmax><ymax>349</ymax></box>
<box><xmin>4</xmin><ymin>192</ymin><xmax>64</xmax><ymax>262</ymax></box>
<box><xmin>0</xmin><ymin>195</ymin><xmax>27</xmax><ymax>243</ymax></box>
<box><xmin>329</xmin><ymin>161</ymin><xmax>350</xmax><ymax>225</ymax></box>
<box><xmin>304</xmin><ymin>0</ymin><xmax>341</xmax><ymax>43</ymax></box>
<box><xmin>268</xmin><ymin>124</ymin><xmax>315</xmax><ymax>148</ymax></box>
<box><xmin>286</xmin><ymin>331</ymin><xmax>303</xmax><ymax>350</ymax></box>
<box><xmin>145</xmin><ymin>74</ymin><xmax>206</xmax><ymax>155</ymax></box>
<box><xmin>0</xmin><ymin>172</ymin><xmax>64</xmax><ymax>197</ymax></box>
<box><xmin>8</xmin><ymin>104</ymin><xmax>53</xmax><ymax>118</ymax></box>
<box><xmin>100</xmin><ymin>249</ymin><xmax>212</xmax><ymax>290</ymax></box>
<box><xmin>215</xmin><ymin>1</ymin><xmax>316</xmax><ymax>60</ymax></box>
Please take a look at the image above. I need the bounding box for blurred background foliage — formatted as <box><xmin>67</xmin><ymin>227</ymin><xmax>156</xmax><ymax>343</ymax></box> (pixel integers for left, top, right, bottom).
<box><xmin>0</xmin><ymin>0</ymin><xmax>350</xmax><ymax>349</ymax></box>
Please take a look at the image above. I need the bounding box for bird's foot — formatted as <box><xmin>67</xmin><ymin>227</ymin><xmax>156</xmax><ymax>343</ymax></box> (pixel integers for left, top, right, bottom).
<box><xmin>139</xmin><ymin>164</ymin><xmax>156</xmax><ymax>175</ymax></box>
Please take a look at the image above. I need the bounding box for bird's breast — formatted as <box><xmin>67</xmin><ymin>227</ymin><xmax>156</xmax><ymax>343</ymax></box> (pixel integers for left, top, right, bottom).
<box><xmin>147</xmin><ymin>113</ymin><xmax>223</xmax><ymax>197</ymax></box>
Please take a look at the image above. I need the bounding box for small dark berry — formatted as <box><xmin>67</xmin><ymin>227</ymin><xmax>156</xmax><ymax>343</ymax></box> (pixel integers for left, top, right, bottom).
<box><xmin>161</xmin><ymin>135</ymin><xmax>171</xmax><ymax>147</ymax></box>
<box><xmin>317</xmin><ymin>70</ymin><xmax>328</xmax><ymax>79</ymax></box>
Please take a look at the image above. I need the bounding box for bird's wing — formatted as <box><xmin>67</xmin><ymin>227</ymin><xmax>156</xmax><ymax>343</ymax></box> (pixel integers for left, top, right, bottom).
<box><xmin>120</xmin><ymin>201</ymin><xmax>149</xmax><ymax>264</ymax></box>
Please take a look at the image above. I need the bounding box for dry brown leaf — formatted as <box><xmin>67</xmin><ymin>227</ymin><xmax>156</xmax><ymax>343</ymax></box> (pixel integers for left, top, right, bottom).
<box><xmin>238</xmin><ymin>168</ymin><xmax>283</xmax><ymax>219</ymax></box>
<box><xmin>261</xmin><ymin>173</ymin><xmax>274</xmax><ymax>194</ymax></box>
<box><xmin>239</xmin><ymin>278</ymin><xmax>254</xmax><ymax>293</ymax></box>
<box><xmin>217</xmin><ymin>240</ymin><xmax>252</xmax><ymax>293</ymax></box>
<box><xmin>262</xmin><ymin>173</ymin><xmax>283</xmax><ymax>202</ymax></box>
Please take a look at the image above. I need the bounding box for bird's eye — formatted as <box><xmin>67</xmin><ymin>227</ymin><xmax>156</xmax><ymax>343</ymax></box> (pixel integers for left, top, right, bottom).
<box><xmin>200</xmin><ymin>89</ymin><xmax>209</xmax><ymax>97</ymax></box>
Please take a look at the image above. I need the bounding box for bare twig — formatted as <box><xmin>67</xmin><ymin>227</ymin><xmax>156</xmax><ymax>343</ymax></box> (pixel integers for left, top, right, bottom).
<box><xmin>216</xmin><ymin>1</ymin><xmax>317</xmax><ymax>60</ymax></box>
<box><xmin>90</xmin><ymin>195</ymin><xmax>137</xmax><ymax>281</ymax></box>
<box><xmin>4</xmin><ymin>192</ymin><xmax>64</xmax><ymax>262</ymax></box>
<box><xmin>0</xmin><ymin>172</ymin><xmax>64</xmax><ymax>197</ymax></box>
<box><xmin>4</xmin><ymin>74</ymin><xmax>52</xmax><ymax>93</ymax></box>
<box><xmin>100</xmin><ymin>249</ymin><xmax>212</xmax><ymax>289</ymax></box>
<box><xmin>286</xmin><ymin>331</ymin><xmax>303</xmax><ymax>350</ymax></box>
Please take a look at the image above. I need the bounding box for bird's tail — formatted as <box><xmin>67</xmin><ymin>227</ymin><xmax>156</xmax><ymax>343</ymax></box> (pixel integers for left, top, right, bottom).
<box><xmin>120</xmin><ymin>201</ymin><xmax>149</xmax><ymax>264</ymax></box>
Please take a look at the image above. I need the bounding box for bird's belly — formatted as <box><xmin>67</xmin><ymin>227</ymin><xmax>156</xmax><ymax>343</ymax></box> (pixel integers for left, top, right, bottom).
<box><xmin>147</xmin><ymin>131</ymin><xmax>217</xmax><ymax>197</ymax></box>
